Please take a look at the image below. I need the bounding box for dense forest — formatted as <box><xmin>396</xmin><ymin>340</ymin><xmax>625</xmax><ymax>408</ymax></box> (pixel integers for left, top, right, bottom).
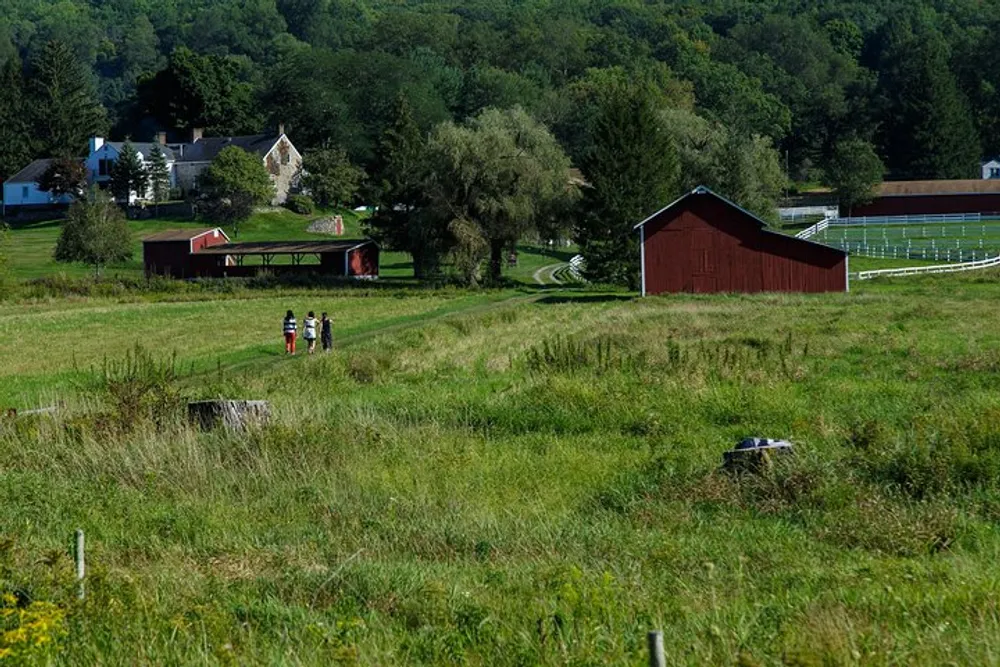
<box><xmin>0</xmin><ymin>0</ymin><xmax>997</xmax><ymax>186</ymax></box>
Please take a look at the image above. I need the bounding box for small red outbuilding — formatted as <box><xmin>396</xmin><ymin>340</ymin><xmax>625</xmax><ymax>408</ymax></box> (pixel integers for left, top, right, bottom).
<box><xmin>636</xmin><ymin>186</ymin><xmax>848</xmax><ymax>295</ymax></box>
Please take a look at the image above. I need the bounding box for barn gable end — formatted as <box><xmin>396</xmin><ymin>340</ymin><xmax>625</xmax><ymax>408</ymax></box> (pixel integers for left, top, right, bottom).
<box><xmin>636</xmin><ymin>187</ymin><xmax>848</xmax><ymax>295</ymax></box>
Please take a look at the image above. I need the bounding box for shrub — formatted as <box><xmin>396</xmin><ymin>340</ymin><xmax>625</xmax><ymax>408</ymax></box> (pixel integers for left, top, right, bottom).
<box><xmin>285</xmin><ymin>194</ymin><xmax>315</xmax><ymax>215</ymax></box>
<box><xmin>97</xmin><ymin>343</ymin><xmax>183</xmax><ymax>432</ymax></box>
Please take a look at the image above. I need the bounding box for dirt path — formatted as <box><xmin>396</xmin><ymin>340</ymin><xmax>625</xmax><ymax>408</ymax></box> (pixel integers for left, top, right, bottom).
<box><xmin>533</xmin><ymin>263</ymin><xmax>567</xmax><ymax>285</ymax></box>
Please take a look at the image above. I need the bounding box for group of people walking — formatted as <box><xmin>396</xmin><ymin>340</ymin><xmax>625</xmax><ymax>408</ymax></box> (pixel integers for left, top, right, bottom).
<box><xmin>282</xmin><ymin>310</ymin><xmax>333</xmax><ymax>355</ymax></box>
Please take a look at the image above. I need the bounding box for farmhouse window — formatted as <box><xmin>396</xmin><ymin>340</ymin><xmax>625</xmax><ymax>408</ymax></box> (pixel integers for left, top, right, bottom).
<box><xmin>22</xmin><ymin>186</ymin><xmax>28</xmax><ymax>199</ymax></box>
<box><xmin>991</xmin><ymin>167</ymin><xmax>1000</xmax><ymax>179</ymax></box>
<box><xmin>98</xmin><ymin>159</ymin><xmax>112</xmax><ymax>176</ymax></box>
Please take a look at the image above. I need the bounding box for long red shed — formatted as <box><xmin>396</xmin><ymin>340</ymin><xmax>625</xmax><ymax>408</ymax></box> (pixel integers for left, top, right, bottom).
<box><xmin>849</xmin><ymin>180</ymin><xmax>1000</xmax><ymax>216</ymax></box>
<box><xmin>636</xmin><ymin>186</ymin><xmax>848</xmax><ymax>295</ymax></box>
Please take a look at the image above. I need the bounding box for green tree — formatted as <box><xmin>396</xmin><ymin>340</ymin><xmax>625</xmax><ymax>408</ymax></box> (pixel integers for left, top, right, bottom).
<box><xmin>366</xmin><ymin>94</ymin><xmax>446</xmax><ymax>278</ymax></box>
<box><xmin>424</xmin><ymin>107</ymin><xmax>575</xmax><ymax>285</ymax></box>
<box><xmin>136</xmin><ymin>47</ymin><xmax>260</xmax><ymax>135</ymax></box>
<box><xmin>0</xmin><ymin>55</ymin><xmax>32</xmax><ymax>182</ymax></box>
<box><xmin>577</xmin><ymin>84</ymin><xmax>680</xmax><ymax>288</ymax></box>
<box><xmin>876</xmin><ymin>21</ymin><xmax>980</xmax><ymax>179</ymax></box>
<box><xmin>148</xmin><ymin>145</ymin><xmax>171</xmax><ymax>214</ymax></box>
<box><xmin>109</xmin><ymin>141</ymin><xmax>149</xmax><ymax>204</ymax></box>
<box><xmin>31</xmin><ymin>40</ymin><xmax>107</xmax><ymax>157</ymax></box>
<box><xmin>54</xmin><ymin>191</ymin><xmax>132</xmax><ymax>277</ymax></box>
<box><xmin>38</xmin><ymin>157</ymin><xmax>88</xmax><ymax>201</ymax></box>
<box><xmin>302</xmin><ymin>147</ymin><xmax>364</xmax><ymax>207</ymax></box>
<box><xmin>197</xmin><ymin>146</ymin><xmax>274</xmax><ymax>237</ymax></box>
<box><xmin>825</xmin><ymin>138</ymin><xmax>885</xmax><ymax>214</ymax></box>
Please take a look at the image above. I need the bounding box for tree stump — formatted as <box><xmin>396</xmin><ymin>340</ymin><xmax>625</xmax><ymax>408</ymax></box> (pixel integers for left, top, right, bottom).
<box><xmin>187</xmin><ymin>400</ymin><xmax>271</xmax><ymax>431</ymax></box>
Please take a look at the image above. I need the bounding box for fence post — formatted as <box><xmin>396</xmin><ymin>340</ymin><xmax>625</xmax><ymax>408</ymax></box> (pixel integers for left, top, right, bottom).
<box><xmin>75</xmin><ymin>529</ymin><xmax>85</xmax><ymax>600</ymax></box>
<box><xmin>648</xmin><ymin>631</ymin><xmax>665</xmax><ymax>667</ymax></box>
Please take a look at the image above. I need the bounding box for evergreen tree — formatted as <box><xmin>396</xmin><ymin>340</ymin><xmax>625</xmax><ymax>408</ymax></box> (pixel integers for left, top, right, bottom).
<box><xmin>109</xmin><ymin>141</ymin><xmax>149</xmax><ymax>204</ymax></box>
<box><xmin>148</xmin><ymin>145</ymin><xmax>171</xmax><ymax>214</ymax></box>
<box><xmin>54</xmin><ymin>191</ymin><xmax>133</xmax><ymax>278</ymax></box>
<box><xmin>876</xmin><ymin>23</ymin><xmax>980</xmax><ymax>179</ymax></box>
<box><xmin>577</xmin><ymin>84</ymin><xmax>680</xmax><ymax>288</ymax></box>
<box><xmin>366</xmin><ymin>94</ymin><xmax>445</xmax><ymax>278</ymax></box>
<box><xmin>31</xmin><ymin>41</ymin><xmax>107</xmax><ymax>157</ymax></box>
<box><xmin>0</xmin><ymin>56</ymin><xmax>33</xmax><ymax>182</ymax></box>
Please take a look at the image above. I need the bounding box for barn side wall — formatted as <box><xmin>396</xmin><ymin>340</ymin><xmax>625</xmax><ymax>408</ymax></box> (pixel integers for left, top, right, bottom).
<box><xmin>642</xmin><ymin>196</ymin><xmax>846</xmax><ymax>295</ymax></box>
<box><xmin>850</xmin><ymin>193</ymin><xmax>1000</xmax><ymax>216</ymax></box>
<box><xmin>144</xmin><ymin>241</ymin><xmax>193</xmax><ymax>279</ymax></box>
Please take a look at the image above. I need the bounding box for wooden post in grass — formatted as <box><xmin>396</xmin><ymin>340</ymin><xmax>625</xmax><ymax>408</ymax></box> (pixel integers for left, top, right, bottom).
<box><xmin>648</xmin><ymin>631</ymin><xmax>665</xmax><ymax>667</ymax></box>
<box><xmin>75</xmin><ymin>529</ymin><xmax>85</xmax><ymax>600</ymax></box>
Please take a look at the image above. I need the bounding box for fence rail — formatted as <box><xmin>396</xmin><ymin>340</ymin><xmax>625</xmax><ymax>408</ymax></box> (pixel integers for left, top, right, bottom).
<box><xmin>795</xmin><ymin>219</ymin><xmax>830</xmax><ymax>239</ymax></box>
<box><xmin>856</xmin><ymin>253</ymin><xmax>1000</xmax><ymax>280</ymax></box>
<box><xmin>830</xmin><ymin>212</ymin><xmax>985</xmax><ymax>227</ymax></box>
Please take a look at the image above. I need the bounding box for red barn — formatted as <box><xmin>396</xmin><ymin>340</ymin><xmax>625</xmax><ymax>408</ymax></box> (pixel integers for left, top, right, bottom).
<box><xmin>636</xmin><ymin>187</ymin><xmax>848</xmax><ymax>295</ymax></box>
<box><xmin>143</xmin><ymin>228</ymin><xmax>230</xmax><ymax>278</ymax></box>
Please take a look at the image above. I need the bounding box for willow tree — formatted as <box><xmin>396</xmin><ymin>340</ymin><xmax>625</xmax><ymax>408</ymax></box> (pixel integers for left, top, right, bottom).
<box><xmin>423</xmin><ymin>106</ymin><xmax>575</xmax><ymax>285</ymax></box>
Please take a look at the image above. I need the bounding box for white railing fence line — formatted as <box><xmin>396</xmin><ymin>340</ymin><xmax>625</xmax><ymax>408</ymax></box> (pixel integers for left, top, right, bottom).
<box><xmin>567</xmin><ymin>254</ymin><xmax>585</xmax><ymax>281</ymax></box>
<box><xmin>856</xmin><ymin>253</ymin><xmax>1000</xmax><ymax>280</ymax></box>
<box><xmin>795</xmin><ymin>219</ymin><xmax>829</xmax><ymax>239</ymax></box>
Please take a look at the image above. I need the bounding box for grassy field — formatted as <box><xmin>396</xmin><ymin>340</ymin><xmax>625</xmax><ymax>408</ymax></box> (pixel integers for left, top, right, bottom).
<box><xmin>4</xmin><ymin>269</ymin><xmax>1000</xmax><ymax>663</ymax></box>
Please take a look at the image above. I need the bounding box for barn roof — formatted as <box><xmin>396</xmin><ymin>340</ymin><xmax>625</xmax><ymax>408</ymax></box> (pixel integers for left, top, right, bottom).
<box><xmin>143</xmin><ymin>228</ymin><xmax>228</xmax><ymax>242</ymax></box>
<box><xmin>875</xmin><ymin>180</ymin><xmax>1000</xmax><ymax>197</ymax></box>
<box><xmin>633</xmin><ymin>185</ymin><xmax>846</xmax><ymax>255</ymax></box>
<box><xmin>194</xmin><ymin>239</ymin><xmax>375</xmax><ymax>255</ymax></box>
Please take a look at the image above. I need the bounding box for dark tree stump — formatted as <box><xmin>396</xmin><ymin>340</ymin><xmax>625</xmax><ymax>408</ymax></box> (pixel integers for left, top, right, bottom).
<box><xmin>187</xmin><ymin>400</ymin><xmax>271</xmax><ymax>431</ymax></box>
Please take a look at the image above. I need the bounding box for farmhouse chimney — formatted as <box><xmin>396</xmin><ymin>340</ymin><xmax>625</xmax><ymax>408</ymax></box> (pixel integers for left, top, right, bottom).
<box><xmin>190</xmin><ymin>127</ymin><xmax>204</xmax><ymax>142</ymax></box>
<box><xmin>89</xmin><ymin>137</ymin><xmax>104</xmax><ymax>154</ymax></box>
<box><xmin>277</xmin><ymin>122</ymin><xmax>285</xmax><ymax>136</ymax></box>
<box><xmin>156</xmin><ymin>131</ymin><xmax>167</xmax><ymax>146</ymax></box>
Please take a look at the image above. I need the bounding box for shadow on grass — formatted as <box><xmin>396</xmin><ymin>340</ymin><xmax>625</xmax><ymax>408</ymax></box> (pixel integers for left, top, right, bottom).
<box><xmin>516</xmin><ymin>244</ymin><xmax>577</xmax><ymax>263</ymax></box>
<box><xmin>536</xmin><ymin>293</ymin><xmax>635</xmax><ymax>305</ymax></box>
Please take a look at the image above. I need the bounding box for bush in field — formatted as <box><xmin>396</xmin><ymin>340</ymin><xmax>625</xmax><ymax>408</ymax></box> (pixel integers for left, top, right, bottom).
<box><xmin>285</xmin><ymin>193</ymin><xmax>315</xmax><ymax>214</ymax></box>
<box><xmin>98</xmin><ymin>343</ymin><xmax>182</xmax><ymax>432</ymax></box>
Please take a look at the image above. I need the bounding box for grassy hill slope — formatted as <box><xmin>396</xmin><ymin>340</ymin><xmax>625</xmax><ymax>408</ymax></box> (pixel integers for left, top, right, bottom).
<box><xmin>3</xmin><ymin>272</ymin><xmax>1000</xmax><ymax>663</ymax></box>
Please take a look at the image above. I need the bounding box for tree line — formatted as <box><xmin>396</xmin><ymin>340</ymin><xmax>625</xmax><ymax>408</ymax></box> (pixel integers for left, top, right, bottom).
<box><xmin>0</xmin><ymin>0</ymin><xmax>994</xmax><ymax>285</ymax></box>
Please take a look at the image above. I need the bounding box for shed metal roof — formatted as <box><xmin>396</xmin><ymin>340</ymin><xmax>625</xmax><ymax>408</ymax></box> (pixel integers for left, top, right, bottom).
<box><xmin>143</xmin><ymin>228</ymin><xmax>222</xmax><ymax>242</ymax></box>
<box><xmin>876</xmin><ymin>180</ymin><xmax>1000</xmax><ymax>197</ymax></box>
<box><xmin>195</xmin><ymin>240</ymin><xmax>374</xmax><ymax>255</ymax></box>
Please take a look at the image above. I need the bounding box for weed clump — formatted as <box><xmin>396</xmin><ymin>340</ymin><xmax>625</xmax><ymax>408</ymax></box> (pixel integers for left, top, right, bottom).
<box><xmin>95</xmin><ymin>343</ymin><xmax>182</xmax><ymax>433</ymax></box>
<box><xmin>524</xmin><ymin>335</ymin><xmax>646</xmax><ymax>375</ymax></box>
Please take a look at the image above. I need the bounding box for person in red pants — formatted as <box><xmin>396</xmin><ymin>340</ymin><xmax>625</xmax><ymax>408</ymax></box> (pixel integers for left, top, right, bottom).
<box><xmin>282</xmin><ymin>310</ymin><xmax>297</xmax><ymax>355</ymax></box>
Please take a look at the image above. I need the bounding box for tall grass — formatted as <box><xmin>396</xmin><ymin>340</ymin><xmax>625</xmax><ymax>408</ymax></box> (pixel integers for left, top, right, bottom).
<box><xmin>4</xmin><ymin>281</ymin><xmax>1000</xmax><ymax>663</ymax></box>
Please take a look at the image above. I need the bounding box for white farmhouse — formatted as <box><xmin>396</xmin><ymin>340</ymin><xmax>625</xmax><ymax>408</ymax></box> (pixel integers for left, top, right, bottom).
<box><xmin>982</xmin><ymin>158</ymin><xmax>1000</xmax><ymax>179</ymax></box>
<box><xmin>2</xmin><ymin>126</ymin><xmax>303</xmax><ymax>213</ymax></box>
<box><xmin>1</xmin><ymin>159</ymin><xmax>75</xmax><ymax>214</ymax></box>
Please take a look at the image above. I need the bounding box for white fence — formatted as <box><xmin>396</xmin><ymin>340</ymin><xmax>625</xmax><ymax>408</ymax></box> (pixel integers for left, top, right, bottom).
<box><xmin>795</xmin><ymin>219</ymin><xmax>830</xmax><ymax>239</ymax></box>
<box><xmin>856</xmin><ymin>253</ymin><xmax>1000</xmax><ymax>280</ymax></box>
<box><xmin>831</xmin><ymin>212</ymin><xmax>983</xmax><ymax>227</ymax></box>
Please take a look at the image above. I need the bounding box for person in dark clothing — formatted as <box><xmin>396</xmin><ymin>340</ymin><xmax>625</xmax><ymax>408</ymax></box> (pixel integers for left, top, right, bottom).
<box><xmin>320</xmin><ymin>312</ymin><xmax>333</xmax><ymax>352</ymax></box>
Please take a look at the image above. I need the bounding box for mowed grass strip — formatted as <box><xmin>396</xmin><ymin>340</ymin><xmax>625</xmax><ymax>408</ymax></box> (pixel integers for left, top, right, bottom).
<box><xmin>0</xmin><ymin>291</ymin><xmax>501</xmax><ymax>406</ymax></box>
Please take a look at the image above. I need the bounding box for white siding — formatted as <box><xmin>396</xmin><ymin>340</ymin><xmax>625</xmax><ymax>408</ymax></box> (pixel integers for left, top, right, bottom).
<box><xmin>2</xmin><ymin>182</ymin><xmax>72</xmax><ymax>207</ymax></box>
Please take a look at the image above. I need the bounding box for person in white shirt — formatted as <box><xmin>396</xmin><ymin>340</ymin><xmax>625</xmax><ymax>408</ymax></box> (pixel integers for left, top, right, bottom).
<box><xmin>303</xmin><ymin>311</ymin><xmax>318</xmax><ymax>354</ymax></box>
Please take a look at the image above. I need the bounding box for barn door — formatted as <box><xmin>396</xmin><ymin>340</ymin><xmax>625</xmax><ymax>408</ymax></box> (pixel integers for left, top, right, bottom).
<box><xmin>690</xmin><ymin>228</ymin><xmax>717</xmax><ymax>293</ymax></box>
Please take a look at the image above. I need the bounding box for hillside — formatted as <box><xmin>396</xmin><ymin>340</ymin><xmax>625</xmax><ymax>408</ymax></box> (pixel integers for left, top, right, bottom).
<box><xmin>4</xmin><ymin>272</ymin><xmax>1000</xmax><ymax>663</ymax></box>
